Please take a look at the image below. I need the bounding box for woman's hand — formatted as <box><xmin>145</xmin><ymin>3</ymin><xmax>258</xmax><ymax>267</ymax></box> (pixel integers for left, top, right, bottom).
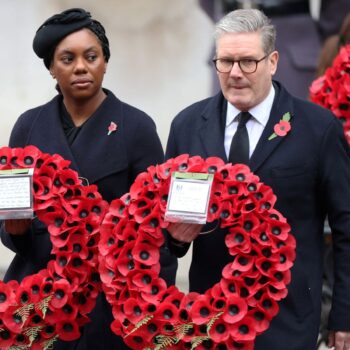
<box><xmin>4</xmin><ymin>219</ymin><xmax>31</xmax><ymax>236</ymax></box>
<box><xmin>167</xmin><ymin>222</ymin><xmax>203</xmax><ymax>243</ymax></box>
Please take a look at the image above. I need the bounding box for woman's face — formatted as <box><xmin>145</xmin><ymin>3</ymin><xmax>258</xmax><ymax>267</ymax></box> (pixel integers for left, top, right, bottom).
<box><xmin>50</xmin><ymin>28</ymin><xmax>107</xmax><ymax>101</ymax></box>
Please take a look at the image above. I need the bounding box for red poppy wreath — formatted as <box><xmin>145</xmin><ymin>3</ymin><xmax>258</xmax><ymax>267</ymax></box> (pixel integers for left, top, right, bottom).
<box><xmin>0</xmin><ymin>146</ymin><xmax>108</xmax><ymax>349</ymax></box>
<box><xmin>310</xmin><ymin>44</ymin><xmax>350</xmax><ymax>143</ymax></box>
<box><xmin>99</xmin><ymin>154</ymin><xmax>296</xmax><ymax>350</ymax></box>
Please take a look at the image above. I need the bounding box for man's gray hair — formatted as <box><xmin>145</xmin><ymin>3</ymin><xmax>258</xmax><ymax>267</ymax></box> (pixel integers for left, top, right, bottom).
<box><xmin>214</xmin><ymin>9</ymin><xmax>276</xmax><ymax>55</ymax></box>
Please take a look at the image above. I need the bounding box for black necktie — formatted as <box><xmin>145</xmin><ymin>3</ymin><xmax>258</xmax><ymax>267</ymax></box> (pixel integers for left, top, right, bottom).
<box><xmin>228</xmin><ymin>111</ymin><xmax>251</xmax><ymax>165</ymax></box>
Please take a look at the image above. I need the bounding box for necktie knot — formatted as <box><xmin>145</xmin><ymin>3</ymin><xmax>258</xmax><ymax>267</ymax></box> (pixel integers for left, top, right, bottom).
<box><xmin>237</xmin><ymin>111</ymin><xmax>251</xmax><ymax>129</ymax></box>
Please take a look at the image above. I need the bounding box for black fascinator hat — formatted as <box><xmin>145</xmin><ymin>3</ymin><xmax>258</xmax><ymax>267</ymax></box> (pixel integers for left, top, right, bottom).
<box><xmin>33</xmin><ymin>8</ymin><xmax>110</xmax><ymax>69</ymax></box>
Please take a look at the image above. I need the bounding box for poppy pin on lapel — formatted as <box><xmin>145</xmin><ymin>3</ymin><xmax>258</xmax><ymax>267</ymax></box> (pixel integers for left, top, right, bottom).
<box><xmin>107</xmin><ymin>122</ymin><xmax>117</xmax><ymax>136</ymax></box>
<box><xmin>268</xmin><ymin>112</ymin><xmax>291</xmax><ymax>140</ymax></box>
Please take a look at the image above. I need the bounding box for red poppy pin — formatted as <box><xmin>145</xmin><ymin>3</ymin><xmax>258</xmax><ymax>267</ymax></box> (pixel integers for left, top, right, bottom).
<box><xmin>107</xmin><ymin>121</ymin><xmax>117</xmax><ymax>135</ymax></box>
<box><xmin>268</xmin><ymin>112</ymin><xmax>291</xmax><ymax>140</ymax></box>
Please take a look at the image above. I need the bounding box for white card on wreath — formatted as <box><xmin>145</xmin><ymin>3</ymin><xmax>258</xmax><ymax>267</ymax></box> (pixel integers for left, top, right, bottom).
<box><xmin>0</xmin><ymin>168</ymin><xmax>34</xmax><ymax>219</ymax></box>
<box><xmin>165</xmin><ymin>172</ymin><xmax>213</xmax><ymax>224</ymax></box>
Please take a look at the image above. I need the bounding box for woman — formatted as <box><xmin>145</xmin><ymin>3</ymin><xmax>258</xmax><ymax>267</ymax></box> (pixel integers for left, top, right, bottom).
<box><xmin>0</xmin><ymin>8</ymin><xmax>176</xmax><ymax>349</ymax></box>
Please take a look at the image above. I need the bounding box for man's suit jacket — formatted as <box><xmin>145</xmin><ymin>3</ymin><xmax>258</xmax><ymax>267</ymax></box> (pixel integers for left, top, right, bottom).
<box><xmin>166</xmin><ymin>82</ymin><xmax>350</xmax><ymax>349</ymax></box>
<box><xmin>0</xmin><ymin>90</ymin><xmax>176</xmax><ymax>350</ymax></box>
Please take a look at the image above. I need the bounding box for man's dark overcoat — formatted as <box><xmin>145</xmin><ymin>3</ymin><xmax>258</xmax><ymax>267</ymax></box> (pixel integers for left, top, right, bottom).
<box><xmin>166</xmin><ymin>82</ymin><xmax>350</xmax><ymax>349</ymax></box>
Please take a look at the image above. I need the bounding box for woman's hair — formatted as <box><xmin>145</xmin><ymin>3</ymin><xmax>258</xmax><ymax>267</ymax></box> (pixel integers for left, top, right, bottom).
<box><xmin>316</xmin><ymin>13</ymin><xmax>350</xmax><ymax>77</ymax></box>
<box><xmin>33</xmin><ymin>8</ymin><xmax>110</xmax><ymax>69</ymax></box>
<box><xmin>213</xmin><ymin>9</ymin><xmax>276</xmax><ymax>55</ymax></box>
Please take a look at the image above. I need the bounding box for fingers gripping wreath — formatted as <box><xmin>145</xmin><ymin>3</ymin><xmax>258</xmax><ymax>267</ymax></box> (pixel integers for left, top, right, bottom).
<box><xmin>99</xmin><ymin>154</ymin><xmax>296</xmax><ymax>350</ymax></box>
<box><xmin>0</xmin><ymin>146</ymin><xmax>108</xmax><ymax>349</ymax></box>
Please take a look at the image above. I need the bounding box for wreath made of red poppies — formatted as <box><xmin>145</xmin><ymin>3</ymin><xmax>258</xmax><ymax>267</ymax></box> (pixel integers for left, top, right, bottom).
<box><xmin>0</xmin><ymin>146</ymin><xmax>108</xmax><ymax>349</ymax></box>
<box><xmin>310</xmin><ymin>44</ymin><xmax>350</xmax><ymax>143</ymax></box>
<box><xmin>99</xmin><ymin>155</ymin><xmax>296</xmax><ymax>350</ymax></box>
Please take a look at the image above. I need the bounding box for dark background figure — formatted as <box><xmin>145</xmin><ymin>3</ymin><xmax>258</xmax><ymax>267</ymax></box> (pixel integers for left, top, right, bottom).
<box><xmin>316</xmin><ymin>12</ymin><xmax>350</xmax><ymax>77</ymax></box>
<box><xmin>200</xmin><ymin>0</ymin><xmax>350</xmax><ymax>100</ymax></box>
<box><xmin>312</xmin><ymin>12</ymin><xmax>350</xmax><ymax>349</ymax></box>
<box><xmin>166</xmin><ymin>9</ymin><xmax>350</xmax><ymax>350</ymax></box>
<box><xmin>0</xmin><ymin>8</ymin><xmax>176</xmax><ymax>350</ymax></box>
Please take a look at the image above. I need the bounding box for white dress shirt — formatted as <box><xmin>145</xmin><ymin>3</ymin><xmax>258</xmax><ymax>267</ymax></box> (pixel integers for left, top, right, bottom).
<box><xmin>224</xmin><ymin>85</ymin><xmax>276</xmax><ymax>159</ymax></box>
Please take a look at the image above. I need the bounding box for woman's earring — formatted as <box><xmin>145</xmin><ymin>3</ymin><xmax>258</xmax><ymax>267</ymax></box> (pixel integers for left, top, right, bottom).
<box><xmin>50</xmin><ymin>71</ymin><xmax>55</xmax><ymax>79</ymax></box>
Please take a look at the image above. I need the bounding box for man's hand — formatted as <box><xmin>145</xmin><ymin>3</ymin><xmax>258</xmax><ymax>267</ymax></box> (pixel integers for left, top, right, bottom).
<box><xmin>328</xmin><ymin>330</ymin><xmax>350</xmax><ymax>350</ymax></box>
<box><xmin>4</xmin><ymin>219</ymin><xmax>31</xmax><ymax>236</ymax></box>
<box><xmin>167</xmin><ymin>222</ymin><xmax>203</xmax><ymax>243</ymax></box>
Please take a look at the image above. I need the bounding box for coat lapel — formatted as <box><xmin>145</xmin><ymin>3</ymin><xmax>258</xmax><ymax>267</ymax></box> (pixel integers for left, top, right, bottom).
<box><xmin>249</xmin><ymin>82</ymin><xmax>294</xmax><ymax>172</ymax></box>
<box><xmin>28</xmin><ymin>96</ymin><xmax>81</xmax><ymax>172</ymax></box>
<box><xmin>68</xmin><ymin>90</ymin><xmax>128</xmax><ymax>183</ymax></box>
<box><xmin>199</xmin><ymin>92</ymin><xmax>228</xmax><ymax>161</ymax></box>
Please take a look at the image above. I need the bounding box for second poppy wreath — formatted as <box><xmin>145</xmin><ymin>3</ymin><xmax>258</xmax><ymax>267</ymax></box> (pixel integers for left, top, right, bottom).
<box><xmin>0</xmin><ymin>146</ymin><xmax>108</xmax><ymax>349</ymax></box>
<box><xmin>98</xmin><ymin>154</ymin><xmax>296</xmax><ymax>350</ymax></box>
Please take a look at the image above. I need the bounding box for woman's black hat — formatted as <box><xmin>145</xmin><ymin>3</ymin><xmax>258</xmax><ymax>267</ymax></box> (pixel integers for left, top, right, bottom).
<box><xmin>33</xmin><ymin>8</ymin><xmax>110</xmax><ymax>69</ymax></box>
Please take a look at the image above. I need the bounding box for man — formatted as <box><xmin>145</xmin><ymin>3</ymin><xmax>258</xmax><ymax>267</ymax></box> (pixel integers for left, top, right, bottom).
<box><xmin>199</xmin><ymin>0</ymin><xmax>350</xmax><ymax>99</ymax></box>
<box><xmin>166</xmin><ymin>9</ymin><xmax>350</xmax><ymax>350</ymax></box>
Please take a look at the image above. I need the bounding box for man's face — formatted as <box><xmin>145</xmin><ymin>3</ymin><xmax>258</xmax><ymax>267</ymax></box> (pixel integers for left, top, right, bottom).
<box><xmin>216</xmin><ymin>32</ymin><xmax>278</xmax><ymax>111</ymax></box>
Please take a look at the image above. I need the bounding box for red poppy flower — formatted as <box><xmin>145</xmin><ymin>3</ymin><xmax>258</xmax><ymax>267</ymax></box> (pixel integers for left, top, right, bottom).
<box><xmin>225</xmin><ymin>339</ymin><xmax>255</xmax><ymax>350</ymax></box>
<box><xmin>0</xmin><ymin>280</ymin><xmax>17</xmax><ymax>312</ymax></box>
<box><xmin>184</xmin><ymin>155</ymin><xmax>206</xmax><ymax>172</ymax></box>
<box><xmin>179</xmin><ymin>292</ymin><xmax>201</xmax><ymax>310</ymax></box>
<box><xmin>2</xmin><ymin>305</ymin><xmax>25</xmax><ymax>333</ymax></box>
<box><xmin>222</xmin><ymin>295</ymin><xmax>248</xmax><ymax>324</ymax></box>
<box><xmin>123</xmin><ymin>331</ymin><xmax>148</xmax><ymax>350</ymax></box>
<box><xmin>12</xmin><ymin>331</ymin><xmax>30</xmax><ymax>346</ymax></box>
<box><xmin>190</xmin><ymin>295</ymin><xmax>215</xmax><ymax>325</ymax></box>
<box><xmin>231</xmin><ymin>253</ymin><xmax>255</xmax><ymax>272</ymax></box>
<box><xmin>0</xmin><ymin>146</ymin><xmax>14</xmax><ymax>168</ymax></box>
<box><xmin>228</xmin><ymin>164</ymin><xmax>260</xmax><ymax>184</ymax></box>
<box><xmin>173</xmin><ymin>154</ymin><xmax>190</xmax><ymax>172</ymax></box>
<box><xmin>132</xmin><ymin>241</ymin><xmax>159</xmax><ymax>266</ymax></box>
<box><xmin>40</xmin><ymin>324</ymin><xmax>57</xmax><ymax>339</ymax></box>
<box><xmin>56</xmin><ymin>320</ymin><xmax>80</xmax><ymax>341</ymax></box>
<box><xmin>207</xmin><ymin>195</ymin><xmax>222</xmax><ymax>222</ymax></box>
<box><xmin>206</xmin><ymin>156</ymin><xmax>226</xmax><ymax>173</ymax></box>
<box><xmin>266</xmin><ymin>220</ymin><xmax>290</xmax><ymax>242</ymax></box>
<box><xmin>139</xmin><ymin>210</ymin><xmax>166</xmax><ymax>239</ymax></box>
<box><xmin>50</xmin><ymin>280</ymin><xmax>71</xmax><ymax>309</ymax></box>
<box><xmin>229</xmin><ymin>316</ymin><xmax>257</xmax><ymax>341</ymax></box>
<box><xmin>20</xmin><ymin>274</ymin><xmax>46</xmax><ymax>304</ymax></box>
<box><xmin>208</xmin><ymin>318</ymin><xmax>231</xmax><ymax>342</ymax></box>
<box><xmin>274</xmin><ymin>120</ymin><xmax>291</xmax><ymax>137</ymax></box>
<box><xmin>154</xmin><ymin>301</ymin><xmax>179</xmax><ymax>322</ymax></box>
<box><xmin>158</xmin><ymin>181</ymin><xmax>172</xmax><ymax>213</ymax></box>
<box><xmin>123</xmin><ymin>298</ymin><xmax>147</xmax><ymax>324</ymax></box>
<box><xmin>257</xmin><ymin>294</ymin><xmax>279</xmax><ymax>319</ymax></box>
<box><xmin>140</xmin><ymin>278</ymin><xmax>167</xmax><ymax>303</ymax></box>
<box><xmin>247</xmin><ymin>308</ymin><xmax>271</xmax><ymax>333</ymax></box>
<box><xmin>155</xmin><ymin>162</ymin><xmax>174</xmax><ymax>180</ymax></box>
<box><xmin>225</xmin><ymin>227</ymin><xmax>252</xmax><ymax>255</ymax></box>
<box><xmin>129</xmin><ymin>270</ymin><xmax>158</xmax><ymax>290</ymax></box>
<box><xmin>207</xmin><ymin>283</ymin><xmax>224</xmax><ymax>300</ymax></box>
<box><xmin>129</xmin><ymin>197</ymin><xmax>153</xmax><ymax>216</ymax></box>
<box><xmin>72</xmin><ymin>290</ymin><xmax>97</xmax><ymax>315</ymax></box>
<box><xmin>13</xmin><ymin>145</ymin><xmax>41</xmax><ymax>168</ymax></box>
<box><xmin>220</xmin><ymin>278</ymin><xmax>240</xmax><ymax>298</ymax></box>
<box><xmin>273</xmin><ymin>245</ymin><xmax>296</xmax><ymax>272</ymax></box>
<box><xmin>0</xmin><ymin>327</ymin><xmax>15</xmax><ymax>348</ymax></box>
